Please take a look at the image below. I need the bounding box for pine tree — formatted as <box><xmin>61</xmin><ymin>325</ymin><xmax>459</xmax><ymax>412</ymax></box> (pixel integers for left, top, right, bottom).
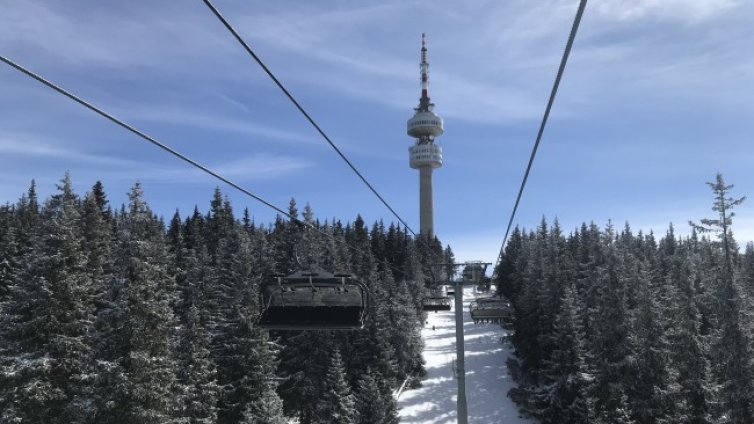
<box><xmin>690</xmin><ymin>174</ymin><xmax>753</xmax><ymax>422</ymax></box>
<box><xmin>0</xmin><ymin>175</ymin><xmax>100</xmax><ymax>423</ymax></box>
<box><xmin>354</xmin><ymin>368</ymin><xmax>399</xmax><ymax>424</ymax></box>
<box><xmin>590</xmin><ymin>224</ymin><xmax>633</xmax><ymax>420</ymax></box>
<box><xmin>81</xmin><ymin>187</ymin><xmax>113</xmax><ymax>287</ymax></box>
<box><xmin>277</xmin><ymin>330</ymin><xmax>332</xmax><ymax>423</ymax></box>
<box><xmin>377</xmin><ymin>266</ymin><xmax>424</xmax><ymax>380</ymax></box>
<box><xmin>174</xmin><ymin>305</ymin><xmax>217</xmax><ymax>424</ymax></box>
<box><xmin>207</xmin><ymin>202</ymin><xmax>283</xmax><ymax>424</ymax></box>
<box><xmin>271</xmin><ymin>199</ymin><xmax>301</xmax><ymax>274</ymax></box>
<box><xmin>741</xmin><ymin>243</ymin><xmax>754</xmax><ymax>296</ymax></box>
<box><xmin>312</xmin><ymin>349</ymin><xmax>357</xmax><ymax>424</ymax></box>
<box><xmin>239</xmin><ymin>389</ymin><xmax>287</xmax><ymax>424</ymax></box>
<box><xmin>689</xmin><ymin>174</ymin><xmax>745</xmax><ymax>281</ymax></box>
<box><xmin>94</xmin><ymin>183</ymin><xmax>177</xmax><ymax>423</ymax></box>
<box><xmin>542</xmin><ymin>284</ymin><xmax>592</xmax><ymax>424</ymax></box>
<box><xmin>15</xmin><ymin>179</ymin><xmax>40</xmax><ymax>253</ymax></box>
<box><xmin>215</xmin><ymin>308</ymin><xmax>286</xmax><ymax>424</ymax></box>
<box><xmin>670</xmin><ymin>243</ymin><xmax>713</xmax><ymax>424</ymax></box>
<box><xmin>0</xmin><ymin>215</ymin><xmax>19</xmax><ymax>302</ymax></box>
<box><xmin>626</xmin><ymin>264</ymin><xmax>672</xmax><ymax>424</ymax></box>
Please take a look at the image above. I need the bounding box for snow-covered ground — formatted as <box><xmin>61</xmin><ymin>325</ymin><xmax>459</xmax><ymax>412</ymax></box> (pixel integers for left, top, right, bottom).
<box><xmin>398</xmin><ymin>286</ymin><xmax>536</xmax><ymax>424</ymax></box>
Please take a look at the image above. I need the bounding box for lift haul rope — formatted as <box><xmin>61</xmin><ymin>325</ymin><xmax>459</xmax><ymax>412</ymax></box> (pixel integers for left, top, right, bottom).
<box><xmin>202</xmin><ymin>0</ymin><xmax>420</xmax><ymax>239</ymax></box>
<box><xmin>0</xmin><ymin>54</ymin><xmax>411</xmax><ymax>279</ymax></box>
<box><xmin>202</xmin><ymin>0</ymin><xmax>449</xmax><ymax>270</ymax></box>
<box><xmin>492</xmin><ymin>0</ymin><xmax>588</xmax><ymax>280</ymax></box>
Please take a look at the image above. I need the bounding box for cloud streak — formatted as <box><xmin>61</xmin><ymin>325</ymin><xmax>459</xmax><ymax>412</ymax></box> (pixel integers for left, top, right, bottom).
<box><xmin>145</xmin><ymin>154</ymin><xmax>315</xmax><ymax>184</ymax></box>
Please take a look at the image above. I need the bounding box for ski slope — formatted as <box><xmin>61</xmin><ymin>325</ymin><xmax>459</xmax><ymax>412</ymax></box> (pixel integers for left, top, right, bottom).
<box><xmin>398</xmin><ymin>286</ymin><xmax>536</xmax><ymax>423</ymax></box>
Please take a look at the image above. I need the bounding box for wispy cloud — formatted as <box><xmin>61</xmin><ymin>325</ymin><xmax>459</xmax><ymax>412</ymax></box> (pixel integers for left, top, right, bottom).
<box><xmin>143</xmin><ymin>154</ymin><xmax>314</xmax><ymax>184</ymax></box>
<box><xmin>0</xmin><ymin>133</ymin><xmax>312</xmax><ymax>183</ymax></box>
<box><xmin>122</xmin><ymin>105</ymin><xmax>318</xmax><ymax>146</ymax></box>
<box><xmin>0</xmin><ymin>135</ymin><xmax>141</xmax><ymax>168</ymax></box>
<box><xmin>593</xmin><ymin>0</ymin><xmax>740</xmax><ymax>23</ymax></box>
<box><xmin>0</xmin><ymin>1</ymin><xmax>232</xmax><ymax>73</ymax></box>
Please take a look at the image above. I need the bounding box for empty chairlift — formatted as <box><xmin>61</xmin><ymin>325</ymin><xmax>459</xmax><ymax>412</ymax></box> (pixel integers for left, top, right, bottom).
<box><xmin>462</xmin><ymin>261</ymin><xmax>491</xmax><ymax>292</ymax></box>
<box><xmin>469</xmin><ymin>297</ymin><xmax>512</xmax><ymax>325</ymax></box>
<box><xmin>423</xmin><ymin>285</ymin><xmax>451</xmax><ymax>311</ymax></box>
<box><xmin>259</xmin><ymin>269</ymin><xmax>368</xmax><ymax>330</ymax></box>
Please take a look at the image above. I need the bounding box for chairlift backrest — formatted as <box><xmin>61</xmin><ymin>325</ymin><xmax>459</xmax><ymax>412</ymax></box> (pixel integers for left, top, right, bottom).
<box><xmin>259</xmin><ymin>269</ymin><xmax>368</xmax><ymax>331</ymax></box>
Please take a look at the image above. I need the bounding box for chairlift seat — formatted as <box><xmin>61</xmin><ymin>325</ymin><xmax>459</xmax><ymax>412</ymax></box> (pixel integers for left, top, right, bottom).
<box><xmin>259</xmin><ymin>269</ymin><xmax>368</xmax><ymax>330</ymax></box>
<box><xmin>423</xmin><ymin>296</ymin><xmax>451</xmax><ymax>311</ymax></box>
<box><xmin>469</xmin><ymin>298</ymin><xmax>512</xmax><ymax>324</ymax></box>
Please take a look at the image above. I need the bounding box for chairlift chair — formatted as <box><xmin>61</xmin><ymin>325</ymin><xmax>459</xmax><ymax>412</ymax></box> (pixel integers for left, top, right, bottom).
<box><xmin>469</xmin><ymin>297</ymin><xmax>512</xmax><ymax>325</ymax></box>
<box><xmin>462</xmin><ymin>262</ymin><xmax>490</xmax><ymax>287</ymax></box>
<box><xmin>423</xmin><ymin>285</ymin><xmax>451</xmax><ymax>311</ymax></box>
<box><xmin>259</xmin><ymin>269</ymin><xmax>368</xmax><ymax>330</ymax></box>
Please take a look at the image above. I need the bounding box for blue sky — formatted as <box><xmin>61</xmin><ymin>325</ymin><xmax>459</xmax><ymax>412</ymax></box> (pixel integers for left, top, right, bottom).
<box><xmin>2</xmin><ymin>0</ymin><xmax>753</xmax><ymax>263</ymax></box>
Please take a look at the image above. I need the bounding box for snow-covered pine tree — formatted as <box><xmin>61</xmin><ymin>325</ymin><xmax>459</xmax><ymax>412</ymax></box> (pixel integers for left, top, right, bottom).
<box><xmin>741</xmin><ymin>242</ymin><xmax>754</xmax><ymax>297</ymax></box>
<box><xmin>381</xmin><ymin>266</ymin><xmax>424</xmax><ymax>380</ymax></box>
<box><xmin>352</xmin><ymin>265</ymin><xmax>399</xmax><ymax>389</ymax></box>
<box><xmin>495</xmin><ymin>227</ymin><xmax>525</xmax><ymax>301</ymax></box>
<box><xmin>174</xmin><ymin>304</ymin><xmax>217</xmax><ymax>423</ymax></box>
<box><xmin>298</xmin><ymin>203</ymin><xmax>326</xmax><ymax>269</ymax></box>
<box><xmin>626</xmin><ymin>263</ymin><xmax>673</xmax><ymax>424</ymax></box>
<box><xmin>690</xmin><ymin>174</ymin><xmax>754</xmax><ymax>422</ymax></box>
<box><xmin>15</xmin><ymin>179</ymin><xmax>40</xmax><ymax>253</ymax></box>
<box><xmin>513</xmin><ymin>224</ymin><xmax>549</xmax><ymax>375</ymax></box>
<box><xmin>590</xmin><ymin>223</ymin><xmax>633</xmax><ymax>420</ymax></box>
<box><xmin>354</xmin><ymin>368</ymin><xmax>399</xmax><ymax>424</ymax></box>
<box><xmin>0</xmin><ymin>207</ymin><xmax>19</xmax><ymax>303</ymax></box>
<box><xmin>271</xmin><ymin>198</ymin><xmax>301</xmax><ymax>275</ymax></box>
<box><xmin>277</xmin><ymin>331</ymin><xmax>334</xmax><ymax>423</ymax></box>
<box><xmin>346</xmin><ymin>215</ymin><xmax>377</xmax><ymax>281</ymax></box>
<box><xmin>0</xmin><ymin>174</ymin><xmax>98</xmax><ymax>423</ymax></box>
<box><xmin>215</xmin><ymin>308</ymin><xmax>286</xmax><ymax>424</ymax></box>
<box><xmin>542</xmin><ymin>284</ymin><xmax>592</xmax><ymax>424</ymax></box>
<box><xmin>370</xmin><ymin>220</ymin><xmax>387</xmax><ymax>263</ymax></box>
<box><xmin>669</xmin><ymin>242</ymin><xmax>713</xmax><ymax>424</ymax></box>
<box><xmin>594</xmin><ymin>392</ymin><xmax>636</xmax><ymax>424</ymax></box>
<box><xmin>163</xmin><ymin>206</ymin><xmax>218</xmax><ymax>422</ymax></box>
<box><xmin>312</xmin><ymin>349</ymin><xmax>357</xmax><ymax>424</ymax></box>
<box><xmin>239</xmin><ymin>388</ymin><xmax>287</xmax><ymax>424</ymax></box>
<box><xmin>202</xmin><ymin>195</ymin><xmax>284</xmax><ymax>424</ymax></box>
<box><xmin>81</xmin><ymin>185</ymin><xmax>114</xmax><ymax>290</ymax></box>
<box><xmin>94</xmin><ymin>183</ymin><xmax>177</xmax><ymax>423</ymax></box>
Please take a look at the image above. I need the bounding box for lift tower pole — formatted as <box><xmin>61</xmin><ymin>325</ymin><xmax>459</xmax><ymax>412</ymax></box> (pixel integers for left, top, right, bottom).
<box><xmin>454</xmin><ymin>277</ymin><xmax>468</xmax><ymax>424</ymax></box>
<box><xmin>449</xmin><ymin>261</ymin><xmax>491</xmax><ymax>424</ymax></box>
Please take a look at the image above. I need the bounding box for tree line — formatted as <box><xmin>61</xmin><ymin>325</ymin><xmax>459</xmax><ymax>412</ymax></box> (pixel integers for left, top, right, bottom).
<box><xmin>0</xmin><ymin>174</ymin><xmax>451</xmax><ymax>424</ymax></box>
<box><xmin>496</xmin><ymin>174</ymin><xmax>754</xmax><ymax>423</ymax></box>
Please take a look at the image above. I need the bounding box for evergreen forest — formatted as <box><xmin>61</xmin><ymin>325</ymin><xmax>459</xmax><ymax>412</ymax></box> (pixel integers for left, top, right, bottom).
<box><xmin>497</xmin><ymin>174</ymin><xmax>754</xmax><ymax>423</ymax></box>
<box><xmin>0</xmin><ymin>175</ymin><xmax>451</xmax><ymax>424</ymax></box>
<box><xmin>3</xmin><ymin>173</ymin><xmax>754</xmax><ymax>424</ymax></box>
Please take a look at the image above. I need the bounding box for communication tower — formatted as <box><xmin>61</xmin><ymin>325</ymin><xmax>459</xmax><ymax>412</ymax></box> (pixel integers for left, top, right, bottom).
<box><xmin>407</xmin><ymin>33</ymin><xmax>444</xmax><ymax>237</ymax></box>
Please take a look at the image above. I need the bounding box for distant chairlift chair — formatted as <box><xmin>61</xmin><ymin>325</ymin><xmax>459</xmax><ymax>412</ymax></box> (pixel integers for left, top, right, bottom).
<box><xmin>423</xmin><ymin>285</ymin><xmax>451</xmax><ymax>312</ymax></box>
<box><xmin>259</xmin><ymin>269</ymin><xmax>368</xmax><ymax>330</ymax></box>
<box><xmin>469</xmin><ymin>298</ymin><xmax>512</xmax><ymax>325</ymax></box>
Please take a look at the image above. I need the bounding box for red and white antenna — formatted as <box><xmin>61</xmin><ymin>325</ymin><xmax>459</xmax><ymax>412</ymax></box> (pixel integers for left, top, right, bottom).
<box><xmin>420</xmin><ymin>33</ymin><xmax>429</xmax><ymax>102</ymax></box>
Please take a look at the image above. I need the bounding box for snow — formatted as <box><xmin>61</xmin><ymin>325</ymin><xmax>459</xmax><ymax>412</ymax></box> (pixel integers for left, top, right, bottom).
<box><xmin>398</xmin><ymin>286</ymin><xmax>536</xmax><ymax>424</ymax></box>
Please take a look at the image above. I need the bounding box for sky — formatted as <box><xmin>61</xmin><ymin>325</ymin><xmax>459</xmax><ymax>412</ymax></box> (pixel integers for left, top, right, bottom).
<box><xmin>1</xmin><ymin>0</ymin><xmax>754</xmax><ymax>264</ymax></box>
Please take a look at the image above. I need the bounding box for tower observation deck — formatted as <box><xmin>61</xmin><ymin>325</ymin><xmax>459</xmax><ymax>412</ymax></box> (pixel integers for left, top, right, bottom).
<box><xmin>407</xmin><ymin>33</ymin><xmax>443</xmax><ymax>236</ymax></box>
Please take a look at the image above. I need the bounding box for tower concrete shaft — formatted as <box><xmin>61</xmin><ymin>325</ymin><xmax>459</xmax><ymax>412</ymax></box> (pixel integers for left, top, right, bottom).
<box><xmin>419</xmin><ymin>166</ymin><xmax>434</xmax><ymax>236</ymax></box>
<box><xmin>407</xmin><ymin>33</ymin><xmax>443</xmax><ymax>237</ymax></box>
